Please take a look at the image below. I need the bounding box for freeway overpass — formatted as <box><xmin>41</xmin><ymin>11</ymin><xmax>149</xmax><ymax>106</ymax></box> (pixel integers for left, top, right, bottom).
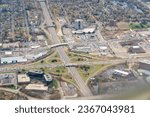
<box><xmin>0</xmin><ymin>43</ymin><xmax>69</xmax><ymax>53</ymax></box>
<box><xmin>48</xmin><ymin>43</ymin><xmax>68</xmax><ymax>48</ymax></box>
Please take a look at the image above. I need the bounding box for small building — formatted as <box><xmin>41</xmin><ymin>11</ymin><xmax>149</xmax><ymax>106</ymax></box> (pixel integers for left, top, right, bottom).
<box><xmin>5</xmin><ymin>51</ymin><xmax>12</xmax><ymax>55</ymax></box>
<box><xmin>112</xmin><ymin>69</ymin><xmax>136</xmax><ymax>81</ymax></box>
<box><xmin>120</xmin><ymin>40</ymin><xmax>142</xmax><ymax>47</ymax></box>
<box><xmin>112</xmin><ymin>69</ymin><xmax>130</xmax><ymax>80</ymax></box>
<box><xmin>128</xmin><ymin>46</ymin><xmax>145</xmax><ymax>54</ymax></box>
<box><xmin>139</xmin><ymin>60</ymin><xmax>150</xmax><ymax>71</ymax></box>
<box><xmin>37</xmin><ymin>35</ymin><xmax>46</xmax><ymax>40</ymax></box>
<box><xmin>113</xmin><ymin>69</ymin><xmax>129</xmax><ymax>76</ymax></box>
<box><xmin>25</xmin><ymin>84</ymin><xmax>48</xmax><ymax>91</ymax></box>
<box><xmin>43</xmin><ymin>74</ymin><xmax>53</xmax><ymax>85</ymax></box>
<box><xmin>0</xmin><ymin>73</ymin><xmax>17</xmax><ymax>86</ymax></box>
<box><xmin>17</xmin><ymin>74</ymin><xmax>30</xmax><ymax>84</ymax></box>
<box><xmin>26</xmin><ymin>51</ymin><xmax>47</xmax><ymax>60</ymax></box>
<box><xmin>1</xmin><ymin>56</ymin><xmax>27</xmax><ymax>64</ymax></box>
<box><xmin>74</xmin><ymin>19</ymin><xmax>84</xmax><ymax>30</ymax></box>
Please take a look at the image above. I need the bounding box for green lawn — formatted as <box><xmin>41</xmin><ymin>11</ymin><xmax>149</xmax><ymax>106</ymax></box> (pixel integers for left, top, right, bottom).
<box><xmin>77</xmin><ymin>64</ymin><xmax>110</xmax><ymax>82</ymax></box>
<box><xmin>129</xmin><ymin>22</ymin><xmax>149</xmax><ymax>29</ymax></box>
<box><xmin>44</xmin><ymin>52</ymin><xmax>62</xmax><ymax>64</ymax></box>
<box><xmin>52</xmin><ymin>79</ymin><xmax>59</xmax><ymax>89</ymax></box>
<box><xmin>49</xmin><ymin>67</ymin><xmax>68</xmax><ymax>75</ymax></box>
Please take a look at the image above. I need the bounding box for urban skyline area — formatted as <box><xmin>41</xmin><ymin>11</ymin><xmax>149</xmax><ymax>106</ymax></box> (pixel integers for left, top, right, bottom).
<box><xmin>0</xmin><ymin>0</ymin><xmax>150</xmax><ymax>100</ymax></box>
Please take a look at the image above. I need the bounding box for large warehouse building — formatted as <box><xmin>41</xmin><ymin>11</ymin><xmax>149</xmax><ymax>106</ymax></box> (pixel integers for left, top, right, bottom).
<box><xmin>1</xmin><ymin>56</ymin><xmax>27</xmax><ymax>64</ymax></box>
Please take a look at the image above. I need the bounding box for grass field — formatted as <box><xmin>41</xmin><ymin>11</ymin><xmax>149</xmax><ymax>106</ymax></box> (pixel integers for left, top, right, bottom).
<box><xmin>129</xmin><ymin>22</ymin><xmax>149</xmax><ymax>29</ymax></box>
<box><xmin>77</xmin><ymin>64</ymin><xmax>110</xmax><ymax>82</ymax></box>
<box><xmin>117</xmin><ymin>22</ymin><xmax>129</xmax><ymax>30</ymax></box>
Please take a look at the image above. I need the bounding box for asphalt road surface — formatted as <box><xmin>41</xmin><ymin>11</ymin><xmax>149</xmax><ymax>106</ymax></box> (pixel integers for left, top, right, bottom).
<box><xmin>39</xmin><ymin>1</ymin><xmax>92</xmax><ymax>96</ymax></box>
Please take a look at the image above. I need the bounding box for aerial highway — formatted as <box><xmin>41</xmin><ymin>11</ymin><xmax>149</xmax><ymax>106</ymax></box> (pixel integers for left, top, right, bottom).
<box><xmin>38</xmin><ymin>1</ymin><xmax>93</xmax><ymax>96</ymax></box>
<box><xmin>0</xmin><ymin>57</ymin><xmax>147</xmax><ymax>72</ymax></box>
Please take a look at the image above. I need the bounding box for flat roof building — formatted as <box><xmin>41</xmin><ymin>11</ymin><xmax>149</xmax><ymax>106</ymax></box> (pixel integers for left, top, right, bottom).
<box><xmin>0</xmin><ymin>73</ymin><xmax>17</xmax><ymax>86</ymax></box>
<box><xmin>139</xmin><ymin>60</ymin><xmax>150</xmax><ymax>71</ymax></box>
<box><xmin>74</xmin><ymin>19</ymin><xmax>84</xmax><ymax>30</ymax></box>
<box><xmin>113</xmin><ymin>69</ymin><xmax>129</xmax><ymax>76</ymax></box>
<box><xmin>17</xmin><ymin>74</ymin><xmax>30</xmax><ymax>84</ymax></box>
<box><xmin>25</xmin><ymin>84</ymin><xmax>48</xmax><ymax>91</ymax></box>
<box><xmin>1</xmin><ymin>56</ymin><xmax>27</xmax><ymax>64</ymax></box>
<box><xmin>44</xmin><ymin>74</ymin><xmax>53</xmax><ymax>85</ymax></box>
<box><xmin>44</xmin><ymin>74</ymin><xmax>53</xmax><ymax>82</ymax></box>
<box><xmin>27</xmin><ymin>70</ymin><xmax>44</xmax><ymax>80</ymax></box>
<box><xmin>72</xmin><ymin>27</ymin><xmax>96</xmax><ymax>34</ymax></box>
<box><xmin>112</xmin><ymin>69</ymin><xmax>136</xmax><ymax>81</ymax></box>
<box><xmin>128</xmin><ymin>46</ymin><xmax>145</xmax><ymax>54</ymax></box>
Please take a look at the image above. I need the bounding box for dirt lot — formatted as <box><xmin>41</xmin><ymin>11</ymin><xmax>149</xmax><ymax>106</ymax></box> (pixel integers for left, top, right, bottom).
<box><xmin>0</xmin><ymin>90</ymin><xmax>27</xmax><ymax>100</ymax></box>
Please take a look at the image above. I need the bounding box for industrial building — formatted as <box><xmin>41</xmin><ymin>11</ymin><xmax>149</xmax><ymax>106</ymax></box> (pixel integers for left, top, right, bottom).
<box><xmin>120</xmin><ymin>40</ymin><xmax>142</xmax><ymax>47</ymax></box>
<box><xmin>1</xmin><ymin>56</ymin><xmax>27</xmax><ymax>64</ymax></box>
<box><xmin>112</xmin><ymin>69</ymin><xmax>136</xmax><ymax>81</ymax></box>
<box><xmin>0</xmin><ymin>73</ymin><xmax>17</xmax><ymax>86</ymax></box>
<box><xmin>113</xmin><ymin>69</ymin><xmax>129</xmax><ymax>76</ymax></box>
<box><xmin>17</xmin><ymin>74</ymin><xmax>30</xmax><ymax>84</ymax></box>
<box><xmin>139</xmin><ymin>60</ymin><xmax>150</xmax><ymax>71</ymax></box>
<box><xmin>128</xmin><ymin>46</ymin><xmax>145</xmax><ymax>54</ymax></box>
<box><xmin>25</xmin><ymin>84</ymin><xmax>48</xmax><ymax>91</ymax></box>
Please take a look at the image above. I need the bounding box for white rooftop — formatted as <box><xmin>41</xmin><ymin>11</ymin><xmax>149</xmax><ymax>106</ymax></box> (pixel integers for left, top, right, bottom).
<box><xmin>1</xmin><ymin>56</ymin><xmax>27</xmax><ymax>63</ymax></box>
<box><xmin>72</xmin><ymin>26</ymin><xmax>96</xmax><ymax>34</ymax></box>
<box><xmin>18</xmin><ymin>74</ymin><xmax>30</xmax><ymax>83</ymax></box>
<box><xmin>99</xmin><ymin>46</ymin><xmax>108</xmax><ymax>50</ymax></box>
<box><xmin>25</xmin><ymin>84</ymin><xmax>48</xmax><ymax>91</ymax></box>
<box><xmin>44</xmin><ymin>74</ymin><xmax>53</xmax><ymax>82</ymax></box>
<box><xmin>75</xmin><ymin>19</ymin><xmax>84</xmax><ymax>22</ymax></box>
<box><xmin>140</xmin><ymin>60</ymin><xmax>150</xmax><ymax>65</ymax></box>
<box><xmin>114</xmin><ymin>69</ymin><xmax>129</xmax><ymax>75</ymax></box>
<box><xmin>132</xmin><ymin>46</ymin><xmax>140</xmax><ymax>49</ymax></box>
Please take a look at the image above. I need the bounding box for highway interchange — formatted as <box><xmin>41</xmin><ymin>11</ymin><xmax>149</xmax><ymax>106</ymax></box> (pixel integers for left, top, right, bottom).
<box><xmin>39</xmin><ymin>1</ymin><xmax>92</xmax><ymax>97</ymax></box>
<box><xmin>1</xmin><ymin>0</ymin><xmax>150</xmax><ymax>99</ymax></box>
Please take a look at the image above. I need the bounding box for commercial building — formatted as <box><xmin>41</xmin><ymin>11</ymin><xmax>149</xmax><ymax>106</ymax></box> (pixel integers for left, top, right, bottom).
<box><xmin>0</xmin><ymin>73</ymin><xmax>17</xmax><ymax>86</ymax></box>
<box><xmin>72</xmin><ymin>27</ymin><xmax>96</xmax><ymax>34</ymax></box>
<box><xmin>27</xmin><ymin>70</ymin><xmax>44</xmax><ymax>77</ymax></box>
<box><xmin>120</xmin><ymin>40</ymin><xmax>142</xmax><ymax>46</ymax></box>
<box><xmin>74</xmin><ymin>19</ymin><xmax>84</xmax><ymax>30</ymax></box>
<box><xmin>112</xmin><ymin>69</ymin><xmax>136</xmax><ymax>81</ymax></box>
<box><xmin>113</xmin><ymin>69</ymin><xmax>129</xmax><ymax>76</ymax></box>
<box><xmin>139</xmin><ymin>60</ymin><xmax>150</xmax><ymax>71</ymax></box>
<box><xmin>128</xmin><ymin>46</ymin><xmax>145</xmax><ymax>54</ymax></box>
<box><xmin>5</xmin><ymin>51</ymin><xmax>12</xmax><ymax>55</ymax></box>
<box><xmin>17</xmin><ymin>74</ymin><xmax>30</xmax><ymax>84</ymax></box>
<box><xmin>27</xmin><ymin>70</ymin><xmax>44</xmax><ymax>80</ymax></box>
<box><xmin>25</xmin><ymin>84</ymin><xmax>48</xmax><ymax>91</ymax></box>
<box><xmin>1</xmin><ymin>56</ymin><xmax>27</xmax><ymax>64</ymax></box>
<box><xmin>43</xmin><ymin>74</ymin><xmax>53</xmax><ymax>85</ymax></box>
<box><xmin>112</xmin><ymin>69</ymin><xmax>129</xmax><ymax>80</ymax></box>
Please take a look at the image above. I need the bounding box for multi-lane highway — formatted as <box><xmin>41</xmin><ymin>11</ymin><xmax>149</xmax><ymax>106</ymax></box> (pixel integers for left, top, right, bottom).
<box><xmin>0</xmin><ymin>59</ymin><xmax>122</xmax><ymax>72</ymax></box>
<box><xmin>38</xmin><ymin>1</ymin><xmax>92</xmax><ymax>96</ymax></box>
<box><xmin>0</xmin><ymin>56</ymin><xmax>148</xmax><ymax>73</ymax></box>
